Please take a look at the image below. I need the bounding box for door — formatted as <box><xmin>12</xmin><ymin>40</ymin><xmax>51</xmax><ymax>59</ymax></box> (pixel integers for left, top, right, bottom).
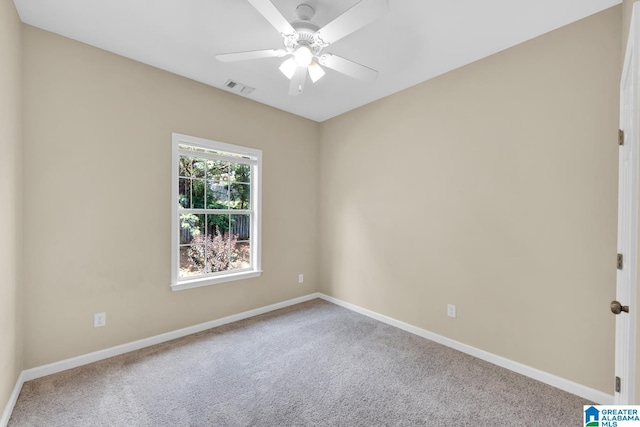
<box><xmin>615</xmin><ymin>2</ymin><xmax>640</xmax><ymax>405</ymax></box>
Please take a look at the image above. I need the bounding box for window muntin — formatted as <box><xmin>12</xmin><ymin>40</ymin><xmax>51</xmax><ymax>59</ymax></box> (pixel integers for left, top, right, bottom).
<box><xmin>171</xmin><ymin>133</ymin><xmax>261</xmax><ymax>291</ymax></box>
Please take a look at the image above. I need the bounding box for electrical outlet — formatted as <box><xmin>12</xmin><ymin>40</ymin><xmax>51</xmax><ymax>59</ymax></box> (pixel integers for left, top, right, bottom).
<box><xmin>447</xmin><ymin>304</ymin><xmax>456</xmax><ymax>318</ymax></box>
<box><xmin>94</xmin><ymin>312</ymin><xmax>106</xmax><ymax>328</ymax></box>
<box><xmin>298</xmin><ymin>273</ymin><xmax>304</xmax><ymax>284</ymax></box>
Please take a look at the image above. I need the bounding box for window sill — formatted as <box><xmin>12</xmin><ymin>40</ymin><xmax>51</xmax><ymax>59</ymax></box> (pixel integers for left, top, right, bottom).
<box><xmin>171</xmin><ymin>270</ymin><xmax>262</xmax><ymax>291</ymax></box>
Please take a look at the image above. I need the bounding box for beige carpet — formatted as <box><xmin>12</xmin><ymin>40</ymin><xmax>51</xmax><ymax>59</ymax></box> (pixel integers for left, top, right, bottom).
<box><xmin>9</xmin><ymin>299</ymin><xmax>590</xmax><ymax>426</ymax></box>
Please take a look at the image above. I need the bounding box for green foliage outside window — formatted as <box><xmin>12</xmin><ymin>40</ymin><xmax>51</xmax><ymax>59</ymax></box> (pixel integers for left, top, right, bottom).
<box><xmin>178</xmin><ymin>155</ymin><xmax>251</xmax><ymax>275</ymax></box>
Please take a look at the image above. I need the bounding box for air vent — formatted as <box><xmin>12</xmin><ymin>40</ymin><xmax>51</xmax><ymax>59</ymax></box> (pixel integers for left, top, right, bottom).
<box><xmin>223</xmin><ymin>79</ymin><xmax>255</xmax><ymax>96</ymax></box>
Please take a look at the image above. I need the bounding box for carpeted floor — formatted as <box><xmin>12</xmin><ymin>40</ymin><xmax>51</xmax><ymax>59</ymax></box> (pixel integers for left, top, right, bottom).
<box><xmin>9</xmin><ymin>299</ymin><xmax>590</xmax><ymax>426</ymax></box>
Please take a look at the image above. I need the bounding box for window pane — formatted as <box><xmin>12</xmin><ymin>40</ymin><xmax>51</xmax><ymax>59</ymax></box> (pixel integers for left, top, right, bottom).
<box><xmin>231</xmin><ymin>214</ymin><xmax>250</xmax><ymax>240</ymax></box>
<box><xmin>192</xmin><ymin>179</ymin><xmax>205</xmax><ymax>208</ymax></box>
<box><xmin>231</xmin><ymin>163</ymin><xmax>250</xmax><ymax>184</ymax></box>
<box><xmin>229</xmin><ymin>183</ymin><xmax>250</xmax><ymax>210</ymax></box>
<box><xmin>179</xmin><ymin>156</ymin><xmax>191</xmax><ymax>177</ymax></box>
<box><xmin>208</xmin><ymin>161</ymin><xmax>230</xmax><ymax>209</ymax></box>
<box><xmin>207</xmin><ymin>160</ymin><xmax>228</xmax><ymax>182</ymax></box>
<box><xmin>230</xmin><ymin>213</ymin><xmax>251</xmax><ymax>271</ymax></box>
<box><xmin>206</xmin><ymin>241</ymin><xmax>231</xmax><ymax>273</ymax></box>
<box><xmin>192</xmin><ymin>158</ymin><xmax>206</xmax><ymax>178</ymax></box>
<box><xmin>218</xmin><ymin>162</ymin><xmax>231</xmax><ymax>186</ymax></box>
<box><xmin>205</xmin><ymin>214</ymin><xmax>229</xmax><ymax>237</ymax></box>
<box><xmin>205</xmin><ymin>215</ymin><xmax>231</xmax><ymax>273</ymax></box>
<box><xmin>207</xmin><ymin>180</ymin><xmax>229</xmax><ymax>209</ymax></box>
<box><xmin>179</xmin><ymin>245</ymin><xmax>205</xmax><ymax>277</ymax></box>
<box><xmin>231</xmin><ymin>241</ymin><xmax>251</xmax><ymax>271</ymax></box>
<box><xmin>179</xmin><ymin>214</ymin><xmax>204</xmax><ymax>245</ymax></box>
<box><xmin>180</xmin><ymin>213</ymin><xmax>206</xmax><ymax>275</ymax></box>
<box><xmin>178</xmin><ymin>178</ymin><xmax>191</xmax><ymax>208</ymax></box>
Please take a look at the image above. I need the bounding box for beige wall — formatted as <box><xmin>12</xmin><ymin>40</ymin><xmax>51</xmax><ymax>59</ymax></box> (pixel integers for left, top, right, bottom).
<box><xmin>0</xmin><ymin>0</ymin><xmax>23</xmax><ymax>414</ymax></box>
<box><xmin>319</xmin><ymin>6</ymin><xmax>621</xmax><ymax>394</ymax></box>
<box><xmin>21</xmin><ymin>25</ymin><xmax>320</xmax><ymax>368</ymax></box>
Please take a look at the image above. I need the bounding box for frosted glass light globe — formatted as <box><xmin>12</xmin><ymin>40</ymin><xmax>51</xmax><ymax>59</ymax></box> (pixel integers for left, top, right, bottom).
<box><xmin>294</xmin><ymin>46</ymin><xmax>313</xmax><ymax>67</ymax></box>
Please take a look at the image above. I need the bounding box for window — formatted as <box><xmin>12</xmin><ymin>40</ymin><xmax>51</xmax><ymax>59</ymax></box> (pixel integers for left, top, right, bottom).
<box><xmin>171</xmin><ymin>133</ymin><xmax>262</xmax><ymax>291</ymax></box>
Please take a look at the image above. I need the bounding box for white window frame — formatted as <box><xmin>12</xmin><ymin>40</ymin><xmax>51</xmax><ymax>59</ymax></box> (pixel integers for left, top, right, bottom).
<box><xmin>171</xmin><ymin>133</ymin><xmax>262</xmax><ymax>291</ymax></box>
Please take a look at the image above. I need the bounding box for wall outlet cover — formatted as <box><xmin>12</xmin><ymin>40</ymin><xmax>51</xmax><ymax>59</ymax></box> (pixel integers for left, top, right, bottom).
<box><xmin>94</xmin><ymin>312</ymin><xmax>106</xmax><ymax>328</ymax></box>
<box><xmin>447</xmin><ymin>304</ymin><xmax>456</xmax><ymax>318</ymax></box>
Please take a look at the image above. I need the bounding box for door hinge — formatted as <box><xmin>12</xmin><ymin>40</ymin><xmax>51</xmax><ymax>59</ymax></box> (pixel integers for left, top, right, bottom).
<box><xmin>618</xmin><ymin>253</ymin><xmax>624</xmax><ymax>270</ymax></box>
<box><xmin>616</xmin><ymin>376</ymin><xmax>621</xmax><ymax>393</ymax></box>
<box><xmin>619</xmin><ymin>129</ymin><xmax>625</xmax><ymax>146</ymax></box>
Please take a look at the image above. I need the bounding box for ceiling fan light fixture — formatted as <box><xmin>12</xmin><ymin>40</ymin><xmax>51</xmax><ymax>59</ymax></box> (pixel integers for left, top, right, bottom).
<box><xmin>279</xmin><ymin>57</ymin><xmax>297</xmax><ymax>79</ymax></box>
<box><xmin>308</xmin><ymin>61</ymin><xmax>325</xmax><ymax>83</ymax></box>
<box><xmin>293</xmin><ymin>45</ymin><xmax>313</xmax><ymax>67</ymax></box>
<box><xmin>222</xmin><ymin>0</ymin><xmax>387</xmax><ymax>95</ymax></box>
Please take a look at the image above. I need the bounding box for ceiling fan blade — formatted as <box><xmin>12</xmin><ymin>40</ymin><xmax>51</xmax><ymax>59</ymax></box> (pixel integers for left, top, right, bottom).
<box><xmin>216</xmin><ymin>49</ymin><xmax>287</xmax><ymax>62</ymax></box>
<box><xmin>289</xmin><ymin>66</ymin><xmax>307</xmax><ymax>96</ymax></box>
<box><xmin>319</xmin><ymin>54</ymin><xmax>378</xmax><ymax>82</ymax></box>
<box><xmin>314</xmin><ymin>0</ymin><xmax>388</xmax><ymax>45</ymax></box>
<box><xmin>248</xmin><ymin>0</ymin><xmax>296</xmax><ymax>37</ymax></box>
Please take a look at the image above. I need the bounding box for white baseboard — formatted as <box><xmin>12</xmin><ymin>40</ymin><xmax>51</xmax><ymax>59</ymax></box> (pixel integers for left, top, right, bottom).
<box><xmin>22</xmin><ymin>293</ymin><xmax>321</xmax><ymax>382</ymax></box>
<box><xmin>3</xmin><ymin>293</ymin><xmax>321</xmax><ymax>424</ymax></box>
<box><xmin>317</xmin><ymin>293</ymin><xmax>614</xmax><ymax>404</ymax></box>
<box><xmin>1</xmin><ymin>371</ymin><xmax>25</xmax><ymax>427</ymax></box>
<box><xmin>3</xmin><ymin>290</ymin><xmax>613</xmax><ymax>425</ymax></box>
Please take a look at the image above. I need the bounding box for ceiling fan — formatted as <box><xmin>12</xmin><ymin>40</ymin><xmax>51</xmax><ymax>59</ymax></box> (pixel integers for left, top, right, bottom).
<box><xmin>216</xmin><ymin>0</ymin><xmax>388</xmax><ymax>96</ymax></box>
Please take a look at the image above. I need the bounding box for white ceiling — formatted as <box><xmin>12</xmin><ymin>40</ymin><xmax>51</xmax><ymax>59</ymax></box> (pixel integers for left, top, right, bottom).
<box><xmin>14</xmin><ymin>0</ymin><xmax>620</xmax><ymax>122</ymax></box>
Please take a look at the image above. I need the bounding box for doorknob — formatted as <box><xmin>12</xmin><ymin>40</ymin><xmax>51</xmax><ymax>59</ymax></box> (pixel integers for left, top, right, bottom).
<box><xmin>611</xmin><ymin>300</ymin><xmax>630</xmax><ymax>315</ymax></box>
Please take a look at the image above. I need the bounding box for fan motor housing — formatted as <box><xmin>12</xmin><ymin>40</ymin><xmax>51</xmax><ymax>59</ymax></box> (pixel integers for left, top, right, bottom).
<box><xmin>285</xmin><ymin>19</ymin><xmax>323</xmax><ymax>55</ymax></box>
